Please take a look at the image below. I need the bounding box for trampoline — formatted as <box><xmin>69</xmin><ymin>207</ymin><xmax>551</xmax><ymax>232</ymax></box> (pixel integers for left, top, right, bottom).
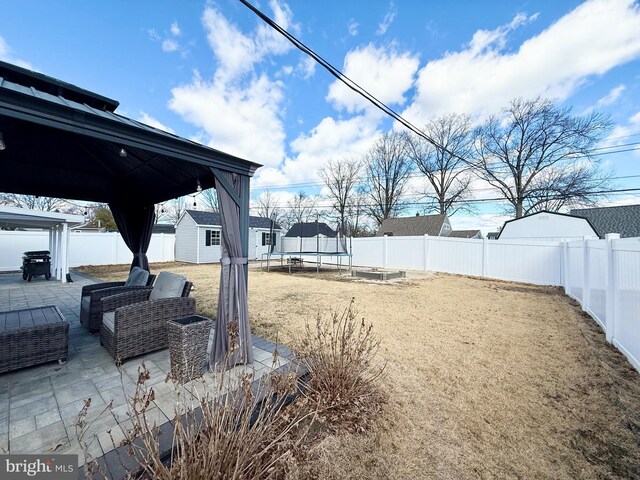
<box><xmin>260</xmin><ymin>219</ymin><xmax>352</xmax><ymax>274</ymax></box>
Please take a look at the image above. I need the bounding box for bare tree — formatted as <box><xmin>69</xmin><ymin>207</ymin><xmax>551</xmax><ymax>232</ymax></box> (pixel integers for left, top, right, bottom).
<box><xmin>319</xmin><ymin>157</ymin><xmax>361</xmax><ymax>233</ymax></box>
<box><xmin>405</xmin><ymin>114</ymin><xmax>475</xmax><ymax>215</ymax></box>
<box><xmin>284</xmin><ymin>191</ymin><xmax>317</xmax><ymax>230</ymax></box>
<box><xmin>255</xmin><ymin>190</ymin><xmax>284</xmax><ymax>225</ymax></box>
<box><xmin>0</xmin><ymin>194</ymin><xmax>67</xmax><ymax>212</ymax></box>
<box><xmin>362</xmin><ymin>131</ymin><xmax>413</xmax><ymax>226</ymax></box>
<box><xmin>200</xmin><ymin>188</ymin><xmax>219</xmax><ymax>213</ymax></box>
<box><xmin>166</xmin><ymin>197</ymin><xmax>188</xmax><ymax>225</ymax></box>
<box><xmin>474</xmin><ymin>97</ymin><xmax>612</xmax><ymax>218</ymax></box>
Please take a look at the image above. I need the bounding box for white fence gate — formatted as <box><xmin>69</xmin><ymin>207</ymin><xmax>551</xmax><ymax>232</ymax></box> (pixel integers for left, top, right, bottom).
<box><xmin>348</xmin><ymin>234</ymin><xmax>640</xmax><ymax>372</ymax></box>
<box><xmin>0</xmin><ymin>231</ymin><xmax>175</xmax><ymax>271</ymax></box>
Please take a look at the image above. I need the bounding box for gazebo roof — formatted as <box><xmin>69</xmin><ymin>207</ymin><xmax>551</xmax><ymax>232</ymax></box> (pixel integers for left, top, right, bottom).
<box><xmin>0</xmin><ymin>205</ymin><xmax>84</xmax><ymax>229</ymax></box>
<box><xmin>0</xmin><ymin>60</ymin><xmax>260</xmax><ymax>205</ymax></box>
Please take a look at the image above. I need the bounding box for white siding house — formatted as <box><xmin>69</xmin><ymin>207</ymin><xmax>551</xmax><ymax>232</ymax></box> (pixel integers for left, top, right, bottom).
<box><xmin>175</xmin><ymin>210</ymin><xmax>282</xmax><ymax>263</ymax></box>
<box><xmin>497</xmin><ymin>211</ymin><xmax>599</xmax><ymax>241</ymax></box>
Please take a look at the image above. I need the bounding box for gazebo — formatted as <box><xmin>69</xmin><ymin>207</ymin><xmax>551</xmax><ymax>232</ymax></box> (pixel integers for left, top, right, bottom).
<box><xmin>0</xmin><ymin>60</ymin><xmax>259</xmax><ymax>367</ymax></box>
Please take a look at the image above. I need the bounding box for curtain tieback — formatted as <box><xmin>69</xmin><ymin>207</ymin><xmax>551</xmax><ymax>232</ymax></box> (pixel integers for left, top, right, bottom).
<box><xmin>133</xmin><ymin>253</ymin><xmax>146</xmax><ymax>258</ymax></box>
<box><xmin>220</xmin><ymin>257</ymin><xmax>248</xmax><ymax>266</ymax></box>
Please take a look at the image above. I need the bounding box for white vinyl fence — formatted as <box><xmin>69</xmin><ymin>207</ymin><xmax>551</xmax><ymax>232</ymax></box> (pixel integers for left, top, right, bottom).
<box><xmin>348</xmin><ymin>234</ymin><xmax>640</xmax><ymax>372</ymax></box>
<box><xmin>0</xmin><ymin>231</ymin><xmax>175</xmax><ymax>271</ymax></box>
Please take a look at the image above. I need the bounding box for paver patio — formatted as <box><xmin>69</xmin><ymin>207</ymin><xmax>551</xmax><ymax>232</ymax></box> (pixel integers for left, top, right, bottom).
<box><xmin>0</xmin><ymin>271</ymin><xmax>293</xmax><ymax>468</ymax></box>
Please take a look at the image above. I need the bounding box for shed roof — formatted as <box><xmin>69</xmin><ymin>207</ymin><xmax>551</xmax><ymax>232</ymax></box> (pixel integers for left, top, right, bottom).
<box><xmin>0</xmin><ymin>60</ymin><xmax>260</xmax><ymax>205</ymax></box>
<box><xmin>570</xmin><ymin>204</ymin><xmax>640</xmax><ymax>238</ymax></box>
<box><xmin>376</xmin><ymin>214</ymin><xmax>447</xmax><ymax>236</ymax></box>
<box><xmin>285</xmin><ymin>222</ymin><xmax>337</xmax><ymax>238</ymax></box>
<box><xmin>185</xmin><ymin>210</ymin><xmax>281</xmax><ymax>230</ymax></box>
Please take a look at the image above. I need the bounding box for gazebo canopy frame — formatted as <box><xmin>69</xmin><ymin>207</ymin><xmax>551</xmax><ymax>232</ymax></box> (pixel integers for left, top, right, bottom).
<box><xmin>0</xmin><ymin>60</ymin><xmax>260</xmax><ymax>366</ymax></box>
<box><xmin>0</xmin><ymin>205</ymin><xmax>85</xmax><ymax>282</ymax></box>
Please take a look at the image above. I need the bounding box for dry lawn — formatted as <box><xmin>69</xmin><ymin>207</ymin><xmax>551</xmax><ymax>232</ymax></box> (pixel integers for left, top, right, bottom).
<box><xmin>77</xmin><ymin>262</ymin><xmax>640</xmax><ymax>479</ymax></box>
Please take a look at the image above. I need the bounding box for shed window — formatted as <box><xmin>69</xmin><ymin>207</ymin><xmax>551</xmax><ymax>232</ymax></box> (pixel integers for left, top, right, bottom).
<box><xmin>205</xmin><ymin>229</ymin><xmax>221</xmax><ymax>246</ymax></box>
<box><xmin>262</xmin><ymin>232</ymin><xmax>276</xmax><ymax>246</ymax></box>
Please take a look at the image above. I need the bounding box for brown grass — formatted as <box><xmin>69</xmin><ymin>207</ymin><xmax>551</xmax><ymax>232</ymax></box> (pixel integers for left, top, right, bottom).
<box><xmin>78</xmin><ymin>262</ymin><xmax>640</xmax><ymax>479</ymax></box>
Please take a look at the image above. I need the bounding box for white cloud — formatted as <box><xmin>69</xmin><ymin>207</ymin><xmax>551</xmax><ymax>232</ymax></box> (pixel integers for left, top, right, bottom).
<box><xmin>0</xmin><ymin>36</ymin><xmax>32</xmax><ymax>69</ymax></box>
<box><xmin>170</xmin><ymin>21</ymin><xmax>181</xmax><ymax>36</ymax></box>
<box><xmin>403</xmin><ymin>0</ymin><xmax>640</xmax><ymax>123</ymax></box>
<box><xmin>297</xmin><ymin>55</ymin><xmax>316</xmax><ymax>79</ymax></box>
<box><xmin>253</xmin><ymin>112</ymin><xmax>383</xmax><ymax>188</ymax></box>
<box><xmin>137</xmin><ymin>112</ymin><xmax>175</xmax><ymax>134</ymax></box>
<box><xmin>162</xmin><ymin>39</ymin><xmax>179</xmax><ymax>52</ymax></box>
<box><xmin>326</xmin><ymin>43</ymin><xmax>419</xmax><ymax>113</ymax></box>
<box><xmin>348</xmin><ymin>19</ymin><xmax>359</xmax><ymax>36</ymax></box>
<box><xmin>147</xmin><ymin>28</ymin><xmax>160</xmax><ymax>41</ymax></box>
<box><xmin>170</xmin><ymin>73</ymin><xmax>286</xmax><ymax>167</ymax></box>
<box><xmin>596</xmin><ymin>84</ymin><xmax>626</xmax><ymax>107</ymax></box>
<box><xmin>376</xmin><ymin>2</ymin><xmax>397</xmax><ymax>35</ymax></box>
<box><xmin>169</xmin><ymin>1</ymin><xmax>297</xmax><ymax>169</ymax></box>
<box><xmin>203</xmin><ymin>0</ymin><xmax>297</xmax><ymax>82</ymax></box>
<box><xmin>602</xmin><ymin>110</ymin><xmax>640</xmax><ymax>156</ymax></box>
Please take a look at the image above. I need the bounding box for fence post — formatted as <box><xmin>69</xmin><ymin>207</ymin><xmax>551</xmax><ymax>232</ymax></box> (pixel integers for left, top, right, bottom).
<box><xmin>582</xmin><ymin>236</ymin><xmax>591</xmax><ymax>312</ymax></box>
<box><xmin>482</xmin><ymin>236</ymin><xmax>489</xmax><ymax>277</ymax></box>
<box><xmin>605</xmin><ymin>233</ymin><xmax>620</xmax><ymax>343</ymax></box>
<box><xmin>383</xmin><ymin>235</ymin><xmax>388</xmax><ymax>269</ymax></box>
<box><xmin>423</xmin><ymin>235</ymin><xmax>429</xmax><ymax>271</ymax></box>
<box><xmin>562</xmin><ymin>240</ymin><xmax>569</xmax><ymax>294</ymax></box>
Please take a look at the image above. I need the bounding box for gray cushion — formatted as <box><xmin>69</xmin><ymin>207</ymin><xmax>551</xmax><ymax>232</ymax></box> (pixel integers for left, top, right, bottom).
<box><xmin>149</xmin><ymin>272</ymin><xmax>187</xmax><ymax>300</ymax></box>
<box><xmin>81</xmin><ymin>296</ymin><xmax>90</xmax><ymax>311</ymax></box>
<box><xmin>103</xmin><ymin>311</ymin><xmax>115</xmax><ymax>333</ymax></box>
<box><xmin>124</xmin><ymin>267</ymin><xmax>150</xmax><ymax>287</ymax></box>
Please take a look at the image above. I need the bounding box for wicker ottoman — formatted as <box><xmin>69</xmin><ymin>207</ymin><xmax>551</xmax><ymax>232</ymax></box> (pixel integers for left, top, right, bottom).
<box><xmin>0</xmin><ymin>305</ymin><xmax>69</xmax><ymax>373</ymax></box>
<box><xmin>167</xmin><ymin>315</ymin><xmax>213</xmax><ymax>382</ymax></box>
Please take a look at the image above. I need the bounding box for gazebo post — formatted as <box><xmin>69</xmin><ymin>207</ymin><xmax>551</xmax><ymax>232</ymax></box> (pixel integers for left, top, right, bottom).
<box><xmin>239</xmin><ymin>175</ymin><xmax>250</xmax><ymax>288</ymax></box>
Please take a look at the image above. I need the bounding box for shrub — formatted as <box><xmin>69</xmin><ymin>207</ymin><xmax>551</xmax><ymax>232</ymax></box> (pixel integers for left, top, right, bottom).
<box><xmin>294</xmin><ymin>298</ymin><xmax>386</xmax><ymax>429</ymax></box>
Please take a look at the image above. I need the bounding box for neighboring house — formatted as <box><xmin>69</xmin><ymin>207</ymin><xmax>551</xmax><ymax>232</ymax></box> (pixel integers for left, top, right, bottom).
<box><xmin>570</xmin><ymin>204</ymin><xmax>640</xmax><ymax>238</ymax></box>
<box><xmin>285</xmin><ymin>222</ymin><xmax>337</xmax><ymax>238</ymax></box>
<box><xmin>376</xmin><ymin>214</ymin><xmax>452</xmax><ymax>237</ymax></box>
<box><xmin>152</xmin><ymin>223</ymin><xmax>175</xmax><ymax>234</ymax></box>
<box><xmin>497</xmin><ymin>211</ymin><xmax>598</xmax><ymax>241</ymax></box>
<box><xmin>487</xmin><ymin>232</ymin><xmax>500</xmax><ymax>240</ymax></box>
<box><xmin>175</xmin><ymin>210</ymin><xmax>281</xmax><ymax>263</ymax></box>
<box><xmin>449</xmin><ymin>229</ymin><xmax>483</xmax><ymax>239</ymax></box>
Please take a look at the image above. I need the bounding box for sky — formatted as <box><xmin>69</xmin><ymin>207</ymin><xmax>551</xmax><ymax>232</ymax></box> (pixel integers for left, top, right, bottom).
<box><xmin>2</xmin><ymin>0</ymin><xmax>640</xmax><ymax>232</ymax></box>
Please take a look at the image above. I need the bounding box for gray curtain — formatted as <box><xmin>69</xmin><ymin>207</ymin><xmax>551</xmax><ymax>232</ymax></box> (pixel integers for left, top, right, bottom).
<box><xmin>210</xmin><ymin>170</ymin><xmax>253</xmax><ymax>369</ymax></box>
<box><xmin>108</xmin><ymin>202</ymin><xmax>155</xmax><ymax>272</ymax></box>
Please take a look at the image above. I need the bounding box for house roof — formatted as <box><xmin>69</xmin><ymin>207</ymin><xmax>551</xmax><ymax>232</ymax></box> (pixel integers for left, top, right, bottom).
<box><xmin>185</xmin><ymin>210</ymin><xmax>281</xmax><ymax>230</ymax></box>
<box><xmin>570</xmin><ymin>204</ymin><xmax>640</xmax><ymax>238</ymax></box>
<box><xmin>0</xmin><ymin>60</ymin><xmax>260</xmax><ymax>205</ymax></box>
<box><xmin>449</xmin><ymin>229</ymin><xmax>481</xmax><ymax>239</ymax></box>
<box><xmin>285</xmin><ymin>222</ymin><xmax>337</xmax><ymax>238</ymax></box>
<box><xmin>376</xmin><ymin>214</ymin><xmax>447</xmax><ymax>236</ymax></box>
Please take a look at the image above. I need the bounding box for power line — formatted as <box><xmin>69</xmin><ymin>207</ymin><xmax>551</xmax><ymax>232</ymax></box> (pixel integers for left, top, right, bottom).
<box><xmin>249</xmin><ymin>186</ymin><xmax>640</xmax><ymax>211</ymax></box>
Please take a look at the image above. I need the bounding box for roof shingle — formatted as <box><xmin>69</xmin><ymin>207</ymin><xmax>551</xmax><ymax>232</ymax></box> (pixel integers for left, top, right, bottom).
<box><xmin>185</xmin><ymin>210</ymin><xmax>281</xmax><ymax>230</ymax></box>
<box><xmin>376</xmin><ymin>215</ymin><xmax>447</xmax><ymax>236</ymax></box>
<box><xmin>570</xmin><ymin>205</ymin><xmax>640</xmax><ymax>238</ymax></box>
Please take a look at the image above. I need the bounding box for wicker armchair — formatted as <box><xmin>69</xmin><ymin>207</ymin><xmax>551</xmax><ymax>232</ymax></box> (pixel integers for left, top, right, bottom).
<box><xmin>80</xmin><ymin>274</ymin><xmax>156</xmax><ymax>333</ymax></box>
<box><xmin>99</xmin><ymin>280</ymin><xmax>194</xmax><ymax>362</ymax></box>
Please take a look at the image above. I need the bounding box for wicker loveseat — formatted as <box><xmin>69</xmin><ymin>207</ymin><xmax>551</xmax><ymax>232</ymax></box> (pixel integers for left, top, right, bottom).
<box><xmin>80</xmin><ymin>268</ymin><xmax>156</xmax><ymax>333</ymax></box>
<box><xmin>99</xmin><ymin>272</ymin><xmax>195</xmax><ymax>362</ymax></box>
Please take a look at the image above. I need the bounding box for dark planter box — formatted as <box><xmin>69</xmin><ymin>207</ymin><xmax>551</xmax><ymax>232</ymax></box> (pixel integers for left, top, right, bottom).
<box><xmin>167</xmin><ymin>315</ymin><xmax>213</xmax><ymax>382</ymax></box>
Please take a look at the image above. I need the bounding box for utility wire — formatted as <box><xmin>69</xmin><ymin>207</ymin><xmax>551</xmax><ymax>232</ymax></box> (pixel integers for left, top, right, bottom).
<box><xmin>249</xmin><ymin>186</ymin><xmax>640</xmax><ymax>211</ymax></box>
